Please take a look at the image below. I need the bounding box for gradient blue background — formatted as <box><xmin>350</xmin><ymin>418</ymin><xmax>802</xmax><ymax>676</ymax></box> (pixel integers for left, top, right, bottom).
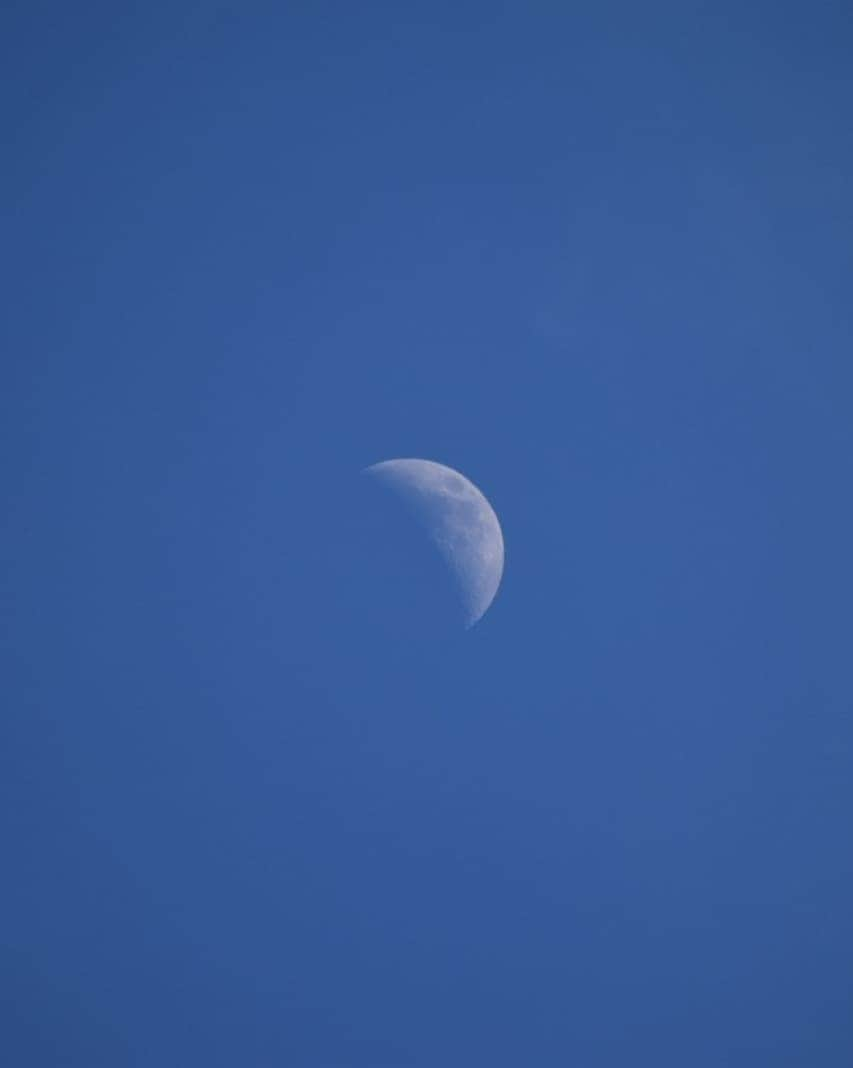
<box><xmin>3</xmin><ymin>2</ymin><xmax>852</xmax><ymax>1064</ymax></box>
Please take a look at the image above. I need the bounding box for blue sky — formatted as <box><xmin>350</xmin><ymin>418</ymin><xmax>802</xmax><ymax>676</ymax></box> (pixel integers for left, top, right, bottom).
<box><xmin>3</xmin><ymin>2</ymin><xmax>852</xmax><ymax>1064</ymax></box>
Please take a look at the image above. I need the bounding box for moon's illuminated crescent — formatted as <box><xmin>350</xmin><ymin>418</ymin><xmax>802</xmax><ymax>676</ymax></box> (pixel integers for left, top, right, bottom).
<box><xmin>362</xmin><ymin>458</ymin><xmax>504</xmax><ymax>627</ymax></box>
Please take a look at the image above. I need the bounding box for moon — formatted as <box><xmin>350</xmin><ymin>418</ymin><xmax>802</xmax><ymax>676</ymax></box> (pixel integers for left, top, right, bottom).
<box><xmin>362</xmin><ymin>458</ymin><xmax>505</xmax><ymax>628</ymax></box>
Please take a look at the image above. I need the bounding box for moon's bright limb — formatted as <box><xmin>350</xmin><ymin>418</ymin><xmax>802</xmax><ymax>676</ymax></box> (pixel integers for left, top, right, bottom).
<box><xmin>362</xmin><ymin>458</ymin><xmax>504</xmax><ymax>627</ymax></box>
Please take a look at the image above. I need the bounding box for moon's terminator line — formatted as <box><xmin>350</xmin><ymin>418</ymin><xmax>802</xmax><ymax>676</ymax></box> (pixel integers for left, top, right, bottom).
<box><xmin>362</xmin><ymin>458</ymin><xmax>504</xmax><ymax>627</ymax></box>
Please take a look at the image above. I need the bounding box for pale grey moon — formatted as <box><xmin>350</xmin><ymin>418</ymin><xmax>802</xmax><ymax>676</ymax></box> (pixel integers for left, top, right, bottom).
<box><xmin>362</xmin><ymin>458</ymin><xmax>505</xmax><ymax>628</ymax></box>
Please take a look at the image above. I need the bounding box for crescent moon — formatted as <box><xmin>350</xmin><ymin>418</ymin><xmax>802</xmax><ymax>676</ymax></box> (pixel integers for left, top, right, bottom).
<box><xmin>362</xmin><ymin>458</ymin><xmax>505</xmax><ymax>628</ymax></box>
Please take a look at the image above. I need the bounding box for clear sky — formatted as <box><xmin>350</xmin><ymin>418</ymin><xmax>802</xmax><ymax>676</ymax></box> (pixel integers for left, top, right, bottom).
<box><xmin>3</xmin><ymin>2</ymin><xmax>852</xmax><ymax>1065</ymax></box>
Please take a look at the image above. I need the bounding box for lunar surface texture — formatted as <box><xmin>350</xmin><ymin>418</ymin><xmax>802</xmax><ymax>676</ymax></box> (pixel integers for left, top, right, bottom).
<box><xmin>362</xmin><ymin>458</ymin><xmax>504</xmax><ymax>628</ymax></box>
